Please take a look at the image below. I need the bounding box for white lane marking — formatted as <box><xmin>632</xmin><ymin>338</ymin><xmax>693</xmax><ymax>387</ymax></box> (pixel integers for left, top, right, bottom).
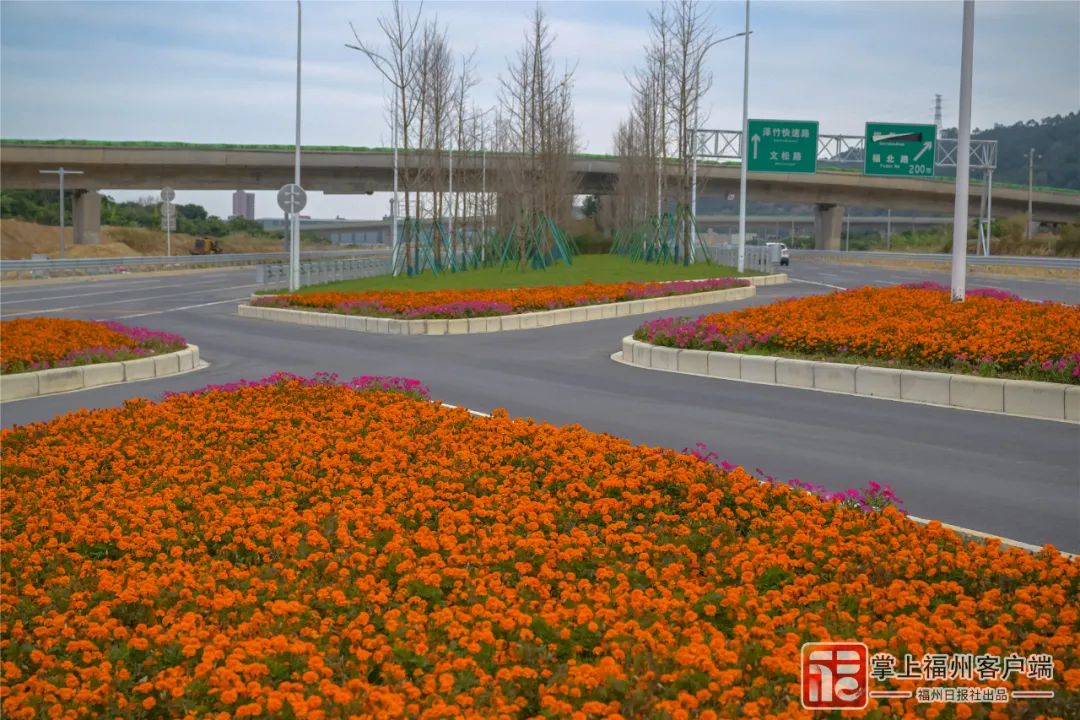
<box><xmin>440</xmin><ymin>402</ymin><xmax>492</xmax><ymax>418</ymax></box>
<box><xmin>1</xmin><ymin>284</ymin><xmax>260</xmax><ymax>318</ymax></box>
<box><xmin>788</xmin><ymin>277</ymin><xmax>848</xmax><ymax>290</ymax></box>
<box><xmin>1</xmin><ymin>276</ymin><xmax>244</xmax><ymax>305</ymax></box>
<box><xmin>104</xmin><ymin>297</ymin><xmax>255</xmax><ymax>319</ymax></box>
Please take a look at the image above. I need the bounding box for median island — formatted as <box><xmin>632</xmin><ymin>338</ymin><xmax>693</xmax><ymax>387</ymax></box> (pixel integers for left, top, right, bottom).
<box><xmin>624</xmin><ymin>284</ymin><xmax>1079</xmax><ymax>420</ymax></box>
<box><xmin>241</xmin><ymin>256</ymin><xmax>777</xmax><ymax>334</ymax></box>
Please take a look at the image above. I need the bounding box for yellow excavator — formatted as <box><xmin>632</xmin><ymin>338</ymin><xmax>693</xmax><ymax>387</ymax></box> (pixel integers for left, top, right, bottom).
<box><xmin>191</xmin><ymin>237</ymin><xmax>223</xmax><ymax>255</ymax></box>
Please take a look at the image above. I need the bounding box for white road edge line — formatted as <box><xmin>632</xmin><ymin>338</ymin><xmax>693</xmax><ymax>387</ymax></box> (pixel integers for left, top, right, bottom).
<box><xmin>107</xmin><ymin>297</ymin><xmax>255</xmax><ymax>319</ymax></box>
<box><xmin>788</xmin><ymin>277</ymin><xmax>848</xmax><ymax>290</ymax></box>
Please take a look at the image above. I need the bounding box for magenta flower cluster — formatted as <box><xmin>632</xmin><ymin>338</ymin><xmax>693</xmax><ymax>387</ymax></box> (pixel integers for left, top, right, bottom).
<box><xmin>101</xmin><ymin>321</ymin><xmax>187</xmax><ymax>348</ymax></box>
<box><xmin>165</xmin><ymin>371</ymin><xmax>431</xmax><ymax>401</ymax></box>
<box><xmin>683</xmin><ymin>442</ymin><xmax>905</xmax><ymax>514</ymax></box>
<box><xmin>634</xmin><ymin>315</ymin><xmax>780</xmax><ymax>353</ymax></box>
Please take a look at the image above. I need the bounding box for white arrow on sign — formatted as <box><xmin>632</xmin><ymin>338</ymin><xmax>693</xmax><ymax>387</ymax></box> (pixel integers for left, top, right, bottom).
<box><xmin>751</xmin><ymin>134</ymin><xmax>761</xmax><ymax>160</ymax></box>
<box><xmin>912</xmin><ymin>141</ymin><xmax>932</xmax><ymax>163</ymax></box>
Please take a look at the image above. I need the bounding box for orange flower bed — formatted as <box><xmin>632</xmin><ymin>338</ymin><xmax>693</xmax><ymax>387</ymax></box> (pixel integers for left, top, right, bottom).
<box><xmin>252</xmin><ymin>278</ymin><xmax>747</xmax><ymax>320</ymax></box>
<box><xmin>2</xmin><ymin>380</ymin><xmax>1076</xmax><ymax>718</ymax></box>
<box><xmin>1</xmin><ymin>318</ymin><xmax>187</xmax><ymax>374</ymax></box>
<box><xmin>635</xmin><ymin>286</ymin><xmax>1080</xmax><ymax>383</ymax></box>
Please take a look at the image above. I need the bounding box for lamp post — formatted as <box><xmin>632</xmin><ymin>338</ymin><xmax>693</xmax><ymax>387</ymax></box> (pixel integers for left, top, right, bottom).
<box><xmin>949</xmin><ymin>0</ymin><xmax>974</xmax><ymax>302</ymax></box>
<box><xmin>39</xmin><ymin>168</ymin><xmax>83</xmax><ymax>259</ymax></box>
<box><xmin>1025</xmin><ymin>147</ymin><xmax>1040</xmax><ymax>241</ymax></box>
<box><xmin>289</xmin><ymin>0</ymin><xmax>303</xmax><ymax>292</ymax></box>
<box><xmin>736</xmin><ymin>0</ymin><xmax>751</xmax><ymax>273</ymax></box>
<box><xmin>690</xmin><ymin>29</ymin><xmax>749</xmax><ymax>264</ymax></box>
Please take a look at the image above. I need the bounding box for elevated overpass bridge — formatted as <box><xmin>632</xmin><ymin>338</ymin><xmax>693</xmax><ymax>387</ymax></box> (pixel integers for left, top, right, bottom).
<box><xmin>2</xmin><ymin>140</ymin><xmax>1077</xmax><ymax>248</ymax></box>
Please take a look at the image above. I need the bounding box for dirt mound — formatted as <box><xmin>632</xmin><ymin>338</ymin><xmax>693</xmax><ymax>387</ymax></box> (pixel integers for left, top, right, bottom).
<box><xmin>1</xmin><ymin>218</ymin><xmax>334</xmax><ymax>260</ymax></box>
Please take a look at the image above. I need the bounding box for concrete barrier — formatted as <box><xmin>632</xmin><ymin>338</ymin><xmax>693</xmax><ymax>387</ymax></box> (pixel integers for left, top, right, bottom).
<box><xmin>854</xmin><ymin>366</ymin><xmax>902</xmax><ymax>398</ymax></box>
<box><xmin>900</xmin><ymin>369</ymin><xmax>951</xmax><ymax>404</ymax></box>
<box><xmin>650</xmin><ymin>346</ymin><xmax>679</xmax><ymax>371</ymax></box>
<box><xmin>814</xmin><ymin>362</ymin><xmax>857</xmax><ymax>393</ymax></box>
<box><xmin>616</xmin><ymin>337</ymin><xmax>1075</xmax><ymax>423</ymax></box>
<box><xmin>950</xmin><ymin>376</ymin><xmax>1005</xmax><ymax>413</ymax></box>
<box><xmin>1067</xmin><ymin>387</ymin><xmax>1080</xmax><ymax>423</ymax></box>
<box><xmin>776</xmin><ymin>358</ymin><xmax>814</xmax><ymax>388</ymax></box>
<box><xmin>1</xmin><ymin>345</ymin><xmax>201</xmax><ymax>403</ymax></box>
<box><xmin>1003</xmin><ymin>380</ymin><xmax>1065</xmax><ymax>420</ymax></box>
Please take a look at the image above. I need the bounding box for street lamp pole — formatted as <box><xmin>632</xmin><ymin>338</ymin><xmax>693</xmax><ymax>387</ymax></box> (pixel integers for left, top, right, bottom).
<box><xmin>392</xmin><ymin>99</ymin><xmax>400</xmax><ymax>274</ymax></box>
<box><xmin>690</xmin><ymin>30</ymin><xmax>748</xmax><ymax>265</ymax></box>
<box><xmin>290</xmin><ymin>0</ymin><xmax>303</xmax><ymax>292</ymax></box>
<box><xmin>737</xmin><ymin>0</ymin><xmax>751</xmax><ymax>273</ymax></box>
<box><xmin>1026</xmin><ymin>147</ymin><xmax>1039</xmax><ymax>241</ymax></box>
<box><xmin>949</xmin><ymin>0</ymin><xmax>974</xmax><ymax>302</ymax></box>
<box><xmin>39</xmin><ymin>168</ymin><xmax>83</xmax><ymax>259</ymax></box>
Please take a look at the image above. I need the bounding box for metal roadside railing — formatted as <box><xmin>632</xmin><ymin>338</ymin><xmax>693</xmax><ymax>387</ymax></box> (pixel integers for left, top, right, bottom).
<box><xmin>255</xmin><ymin>255</ymin><xmax>392</xmax><ymax>288</ymax></box>
<box><xmin>706</xmin><ymin>245</ymin><xmax>781</xmax><ymax>273</ymax></box>
<box><xmin>789</xmin><ymin>249</ymin><xmax>1080</xmax><ymax>270</ymax></box>
<box><xmin>0</xmin><ymin>249</ymin><xmax>388</xmax><ymax>280</ymax></box>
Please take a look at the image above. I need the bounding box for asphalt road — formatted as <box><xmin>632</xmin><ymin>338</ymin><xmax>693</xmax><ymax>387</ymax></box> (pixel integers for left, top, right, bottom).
<box><xmin>2</xmin><ymin>263</ymin><xmax>1078</xmax><ymax>552</ymax></box>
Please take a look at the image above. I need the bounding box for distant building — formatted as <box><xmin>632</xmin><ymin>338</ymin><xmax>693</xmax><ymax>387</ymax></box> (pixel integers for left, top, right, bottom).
<box><xmin>231</xmin><ymin>190</ymin><xmax>255</xmax><ymax>220</ymax></box>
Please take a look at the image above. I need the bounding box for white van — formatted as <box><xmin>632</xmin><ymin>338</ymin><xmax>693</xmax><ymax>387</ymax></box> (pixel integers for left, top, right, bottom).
<box><xmin>765</xmin><ymin>242</ymin><xmax>790</xmax><ymax>266</ymax></box>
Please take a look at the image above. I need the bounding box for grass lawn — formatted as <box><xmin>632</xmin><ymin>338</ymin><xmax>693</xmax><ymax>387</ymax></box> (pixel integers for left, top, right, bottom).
<box><xmin>294</xmin><ymin>255</ymin><xmax>759</xmax><ymax>294</ymax></box>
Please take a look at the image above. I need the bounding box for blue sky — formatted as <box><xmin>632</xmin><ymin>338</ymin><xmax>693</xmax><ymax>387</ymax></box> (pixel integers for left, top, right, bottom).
<box><xmin>2</xmin><ymin>0</ymin><xmax>1077</xmax><ymax>219</ymax></box>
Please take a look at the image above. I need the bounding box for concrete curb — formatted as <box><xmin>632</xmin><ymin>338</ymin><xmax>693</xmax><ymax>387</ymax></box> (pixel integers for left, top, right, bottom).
<box><xmin>237</xmin><ymin>279</ymin><xmax>782</xmax><ymax>335</ymax></box>
<box><xmin>615</xmin><ymin>338</ymin><xmax>1079</xmax><ymax>424</ymax></box>
<box><xmin>1</xmin><ymin>345</ymin><xmax>202</xmax><ymax>402</ymax></box>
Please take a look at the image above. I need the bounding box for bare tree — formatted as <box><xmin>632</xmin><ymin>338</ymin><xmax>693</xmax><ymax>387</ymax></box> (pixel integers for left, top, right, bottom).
<box><xmin>347</xmin><ymin>0</ymin><xmax>423</xmax><ymax>273</ymax></box>
<box><xmin>612</xmin><ymin>0</ymin><xmax>721</xmax><ymax>261</ymax></box>
<box><xmin>451</xmin><ymin>49</ymin><xmax>478</xmax><ymax>261</ymax></box>
<box><xmin>670</xmin><ymin>0</ymin><xmax>716</xmax><ymax>260</ymax></box>
<box><xmin>498</xmin><ymin>4</ymin><xmax>578</xmax><ymax>270</ymax></box>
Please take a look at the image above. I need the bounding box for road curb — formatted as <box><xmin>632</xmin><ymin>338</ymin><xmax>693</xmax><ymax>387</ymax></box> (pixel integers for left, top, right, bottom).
<box><xmin>1</xmin><ymin>345</ymin><xmax>201</xmax><ymax>403</ymax></box>
<box><xmin>613</xmin><ymin>340</ymin><xmax>1079</xmax><ymax>424</ymax></box>
<box><xmin>236</xmin><ymin>277</ymin><xmax>786</xmax><ymax>335</ymax></box>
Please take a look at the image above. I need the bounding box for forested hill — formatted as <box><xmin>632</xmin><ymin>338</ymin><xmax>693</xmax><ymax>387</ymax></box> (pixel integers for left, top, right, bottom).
<box><xmin>942</xmin><ymin>112</ymin><xmax>1079</xmax><ymax>190</ymax></box>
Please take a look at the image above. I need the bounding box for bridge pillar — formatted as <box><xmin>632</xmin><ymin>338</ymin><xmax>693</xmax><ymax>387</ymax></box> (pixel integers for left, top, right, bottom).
<box><xmin>72</xmin><ymin>190</ymin><xmax>102</xmax><ymax>245</ymax></box>
<box><xmin>814</xmin><ymin>203</ymin><xmax>843</xmax><ymax>250</ymax></box>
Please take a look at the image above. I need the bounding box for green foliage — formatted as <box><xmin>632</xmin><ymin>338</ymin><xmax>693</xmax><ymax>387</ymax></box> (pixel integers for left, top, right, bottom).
<box><xmin>1</xmin><ymin>189</ymin><xmax>281</xmax><ymax>240</ymax></box>
<box><xmin>940</xmin><ymin>112</ymin><xmax>1079</xmax><ymax>190</ymax></box>
<box><xmin>0</xmin><ymin>189</ymin><xmax>71</xmax><ymax>225</ymax></box>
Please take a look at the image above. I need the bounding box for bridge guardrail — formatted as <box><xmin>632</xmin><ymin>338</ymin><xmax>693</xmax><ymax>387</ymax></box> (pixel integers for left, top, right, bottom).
<box><xmin>255</xmin><ymin>255</ymin><xmax>392</xmax><ymax>288</ymax></box>
<box><xmin>789</xmin><ymin>249</ymin><xmax>1080</xmax><ymax>270</ymax></box>
<box><xmin>0</xmin><ymin>249</ymin><xmax>388</xmax><ymax>279</ymax></box>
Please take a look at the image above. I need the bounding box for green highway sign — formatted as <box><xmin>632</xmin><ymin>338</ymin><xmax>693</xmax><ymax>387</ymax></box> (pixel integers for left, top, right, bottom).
<box><xmin>864</xmin><ymin>122</ymin><xmax>937</xmax><ymax>176</ymax></box>
<box><xmin>746</xmin><ymin>119</ymin><xmax>818</xmax><ymax>173</ymax></box>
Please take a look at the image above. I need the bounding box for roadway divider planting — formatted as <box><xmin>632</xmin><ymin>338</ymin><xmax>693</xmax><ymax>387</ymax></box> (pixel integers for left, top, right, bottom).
<box><xmin>620</xmin><ymin>284</ymin><xmax>1080</xmax><ymax>422</ymax></box>
<box><xmin>239</xmin><ymin>275</ymin><xmax>788</xmax><ymax>335</ymax></box>
<box><xmin>0</xmin><ymin>318</ymin><xmax>199</xmax><ymax>401</ymax></box>
<box><xmin>2</xmin><ymin>372</ymin><xmax>1074</xmax><ymax>717</ymax></box>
